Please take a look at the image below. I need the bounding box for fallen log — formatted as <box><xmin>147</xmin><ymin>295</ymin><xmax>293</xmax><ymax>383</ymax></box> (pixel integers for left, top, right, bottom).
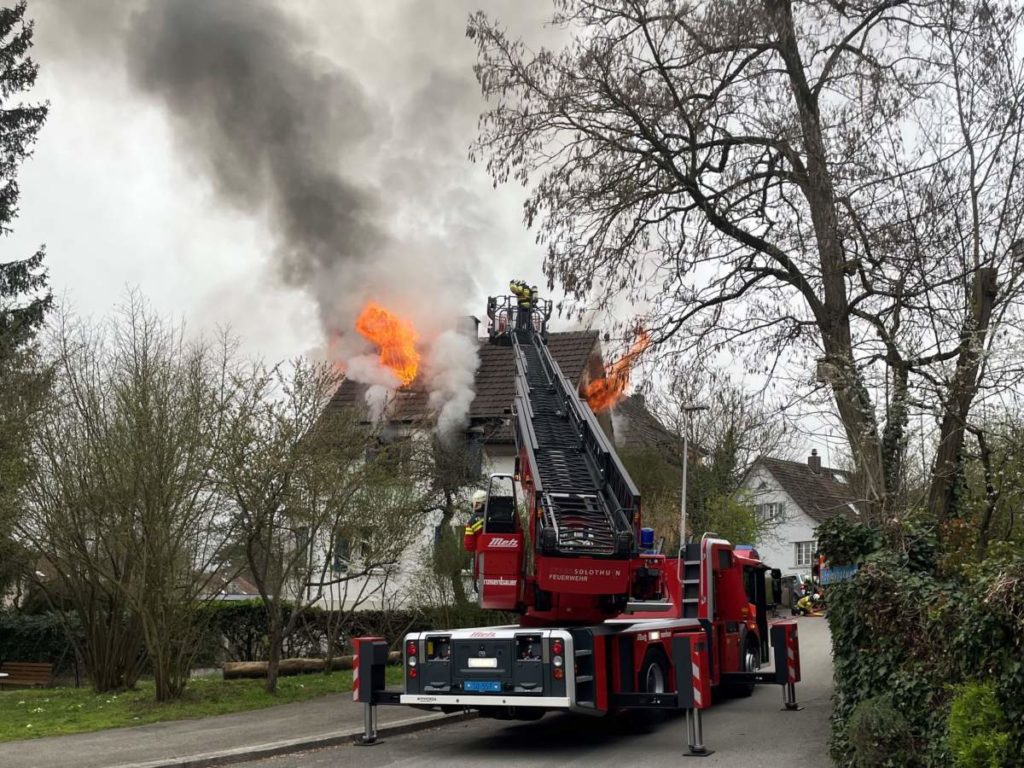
<box><xmin>223</xmin><ymin>652</ymin><xmax>401</xmax><ymax>680</ymax></box>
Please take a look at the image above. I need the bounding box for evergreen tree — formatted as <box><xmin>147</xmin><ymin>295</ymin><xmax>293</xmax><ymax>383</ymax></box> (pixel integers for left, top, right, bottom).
<box><xmin>1</xmin><ymin>0</ymin><xmax>50</xmax><ymax>597</ymax></box>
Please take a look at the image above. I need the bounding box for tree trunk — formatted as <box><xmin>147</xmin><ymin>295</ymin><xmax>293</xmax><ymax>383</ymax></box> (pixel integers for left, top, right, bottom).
<box><xmin>974</xmin><ymin>430</ymin><xmax>999</xmax><ymax>561</ymax></box>
<box><xmin>224</xmin><ymin>653</ymin><xmax>402</xmax><ymax>679</ymax></box>
<box><xmin>881</xmin><ymin>365</ymin><xmax>911</xmax><ymax>507</ymax></box>
<box><xmin>767</xmin><ymin>0</ymin><xmax>887</xmax><ymax>517</ymax></box>
<box><xmin>928</xmin><ymin>268</ymin><xmax>998</xmax><ymax>523</ymax></box>
<box><xmin>265</xmin><ymin>617</ymin><xmax>282</xmax><ymax>694</ymax></box>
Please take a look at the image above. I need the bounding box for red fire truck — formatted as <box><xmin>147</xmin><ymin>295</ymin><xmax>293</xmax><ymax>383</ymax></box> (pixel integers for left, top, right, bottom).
<box><xmin>353</xmin><ymin>284</ymin><xmax>801</xmax><ymax>755</ymax></box>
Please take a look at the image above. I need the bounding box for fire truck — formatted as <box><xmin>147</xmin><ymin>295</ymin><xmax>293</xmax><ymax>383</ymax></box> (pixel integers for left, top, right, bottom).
<box><xmin>352</xmin><ymin>284</ymin><xmax>801</xmax><ymax>755</ymax></box>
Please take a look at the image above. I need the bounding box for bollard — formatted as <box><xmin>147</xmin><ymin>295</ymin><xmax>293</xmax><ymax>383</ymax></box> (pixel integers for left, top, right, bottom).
<box><xmin>352</xmin><ymin>636</ymin><xmax>388</xmax><ymax>746</ymax></box>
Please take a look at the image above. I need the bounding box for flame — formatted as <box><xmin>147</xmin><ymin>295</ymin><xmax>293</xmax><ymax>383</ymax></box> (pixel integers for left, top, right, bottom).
<box><xmin>355</xmin><ymin>301</ymin><xmax>421</xmax><ymax>386</ymax></box>
<box><xmin>584</xmin><ymin>330</ymin><xmax>651</xmax><ymax>412</ymax></box>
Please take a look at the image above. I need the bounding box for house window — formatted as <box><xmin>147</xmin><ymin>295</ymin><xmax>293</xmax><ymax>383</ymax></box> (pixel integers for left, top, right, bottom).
<box><xmin>332</xmin><ymin>537</ymin><xmax>351</xmax><ymax>573</ymax></box>
<box><xmin>795</xmin><ymin>541</ymin><xmax>816</xmax><ymax>568</ymax></box>
<box><xmin>755</xmin><ymin>502</ymin><xmax>784</xmax><ymax>524</ymax></box>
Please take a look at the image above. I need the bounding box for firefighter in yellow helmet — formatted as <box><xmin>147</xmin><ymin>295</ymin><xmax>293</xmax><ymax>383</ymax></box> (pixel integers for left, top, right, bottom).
<box><xmin>462</xmin><ymin>489</ymin><xmax>487</xmax><ymax>552</ymax></box>
<box><xmin>510</xmin><ymin>280</ymin><xmax>533</xmax><ymax>309</ymax></box>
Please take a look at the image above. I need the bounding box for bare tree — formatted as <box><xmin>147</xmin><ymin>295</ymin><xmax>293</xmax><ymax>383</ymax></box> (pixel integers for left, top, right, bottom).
<box><xmin>469</xmin><ymin>1</ymin><xmax>1024</xmax><ymax>523</ymax></box>
<box><xmin>20</xmin><ymin>299</ymin><xmax>238</xmax><ymax>698</ymax></box>
<box><xmin>616</xmin><ymin>367</ymin><xmax>793</xmax><ymax>545</ymax></box>
<box><xmin>219</xmin><ymin>360</ymin><xmax>420</xmax><ymax>693</ymax></box>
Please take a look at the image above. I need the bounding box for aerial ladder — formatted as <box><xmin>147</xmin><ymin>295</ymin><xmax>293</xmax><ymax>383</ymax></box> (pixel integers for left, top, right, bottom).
<box><xmin>469</xmin><ymin>282</ymin><xmax>667</xmax><ymax>624</ymax></box>
<box><xmin>352</xmin><ymin>282</ymin><xmax>803</xmax><ymax>757</ymax></box>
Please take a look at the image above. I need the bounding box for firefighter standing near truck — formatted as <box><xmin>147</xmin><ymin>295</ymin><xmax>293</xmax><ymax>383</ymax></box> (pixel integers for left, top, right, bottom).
<box><xmin>463</xmin><ymin>490</ymin><xmax>487</xmax><ymax>552</ymax></box>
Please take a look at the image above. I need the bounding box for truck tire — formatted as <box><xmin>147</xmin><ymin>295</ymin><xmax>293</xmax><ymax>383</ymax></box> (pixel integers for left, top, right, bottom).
<box><xmin>641</xmin><ymin>655</ymin><xmax>666</xmax><ymax>694</ymax></box>
<box><xmin>725</xmin><ymin>637</ymin><xmax>759</xmax><ymax>698</ymax></box>
<box><xmin>637</xmin><ymin>649</ymin><xmax>670</xmax><ymax>723</ymax></box>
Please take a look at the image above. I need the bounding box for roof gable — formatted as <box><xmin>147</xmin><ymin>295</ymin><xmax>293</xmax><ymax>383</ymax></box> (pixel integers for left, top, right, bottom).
<box><xmin>754</xmin><ymin>456</ymin><xmax>861</xmax><ymax>524</ymax></box>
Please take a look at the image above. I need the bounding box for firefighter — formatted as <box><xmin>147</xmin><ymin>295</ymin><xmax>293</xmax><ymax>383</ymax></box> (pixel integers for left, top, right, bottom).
<box><xmin>510</xmin><ymin>280</ymin><xmax>533</xmax><ymax>309</ymax></box>
<box><xmin>795</xmin><ymin>591</ymin><xmax>823</xmax><ymax>616</ymax></box>
<box><xmin>462</xmin><ymin>489</ymin><xmax>487</xmax><ymax>552</ymax></box>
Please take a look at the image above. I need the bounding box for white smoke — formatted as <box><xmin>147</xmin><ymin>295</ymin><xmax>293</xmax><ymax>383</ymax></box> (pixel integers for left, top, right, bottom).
<box><xmin>344</xmin><ymin>354</ymin><xmax>401</xmax><ymax>421</ymax></box>
<box><xmin>426</xmin><ymin>329</ymin><xmax>481</xmax><ymax>440</ymax></box>
<box><xmin>364</xmin><ymin>384</ymin><xmax>394</xmax><ymax>423</ymax></box>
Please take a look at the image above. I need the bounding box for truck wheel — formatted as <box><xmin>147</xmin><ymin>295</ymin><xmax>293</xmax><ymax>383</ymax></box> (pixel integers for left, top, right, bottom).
<box><xmin>640</xmin><ymin>652</ymin><xmax>667</xmax><ymax>693</ymax></box>
<box><xmin>637</xmin><ymin>650</ymin><xmax>669</xmax><ymax>724</ymax></box>
<box><xmin>727</xmin><ymin>637</ymin><xmax>759</xmax><ymax>698</ymax></box>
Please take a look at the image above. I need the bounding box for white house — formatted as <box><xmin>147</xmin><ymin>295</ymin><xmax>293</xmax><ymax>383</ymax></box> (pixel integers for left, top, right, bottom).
<box><xmin>738</xmin><ymin>450</ymin><xmax>861</xmax><ymax>578</ymax></box>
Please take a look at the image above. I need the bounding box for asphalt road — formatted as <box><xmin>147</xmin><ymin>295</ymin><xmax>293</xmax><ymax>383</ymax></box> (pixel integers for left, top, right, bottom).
<box><xmin>240</xmin><ymin>617</ymin><xmax>833</xmax><ymax>768</ymax></box>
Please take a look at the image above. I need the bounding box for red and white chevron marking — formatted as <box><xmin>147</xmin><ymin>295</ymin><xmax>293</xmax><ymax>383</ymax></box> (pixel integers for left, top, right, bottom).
<box><xmin>689</xmin><ymin>639</ymin><xmax>710</xmax><ymax>710</ymax></box>
<box><xmin>786</xmin><ymin>627</ymin><xmax>800</xmax><ymax>683</ymax></box>
<box><xmin>352</xmin><ymin>641</ymin><xmax>361</xmax><ymax>702</ymax></box>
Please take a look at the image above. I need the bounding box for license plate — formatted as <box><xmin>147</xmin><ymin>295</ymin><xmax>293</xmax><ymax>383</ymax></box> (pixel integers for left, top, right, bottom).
<box><xmin>464</xmin><ymin>680</ymin><xmax>501</xmax><ymax>693</ymax></box>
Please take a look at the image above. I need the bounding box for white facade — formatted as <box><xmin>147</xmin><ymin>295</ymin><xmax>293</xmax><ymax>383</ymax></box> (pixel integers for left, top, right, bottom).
<box><xmin>739</xmin><ymin>464</ymin><xmax>819</xmax><ymax>579</ymax></box>
<box><xmin>306</xmin><ymin>440</ymin><xmax>518</xmax><ymax>612</ymax></box>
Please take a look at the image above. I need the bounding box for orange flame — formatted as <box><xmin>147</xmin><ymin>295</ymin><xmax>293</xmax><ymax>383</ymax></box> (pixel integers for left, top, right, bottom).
<box><xmin>584</xmin><ymin>330</ymin><xmax>651</xmax><ymax>412</ymax></box>
<box><xmin>355</xmin><ymin>301</ymin><xmax>420</xmax><ymax>387</ymax></box>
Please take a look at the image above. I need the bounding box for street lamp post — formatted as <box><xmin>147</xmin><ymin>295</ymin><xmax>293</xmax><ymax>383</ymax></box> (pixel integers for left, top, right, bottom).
<box><xmin>679</xmin><ymin>404</ymin><xmax>709</xmax><ymax>568</ymax></box>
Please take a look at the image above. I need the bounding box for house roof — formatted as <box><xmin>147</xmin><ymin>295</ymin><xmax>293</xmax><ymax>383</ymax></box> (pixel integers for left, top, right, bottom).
<box><xmin>753</xmin><ymin>456</ymin><xmax>861</xmax><ymax>524</ymax></box>
<box><xmin>327</xmin><ymin>331</ymin><xmax>601</xmax><ymax>440</ymax></box>
<box><xmin>613</xmin><ymin>394</ymin><xmax>684</xmax><ymax>457</ymax></box>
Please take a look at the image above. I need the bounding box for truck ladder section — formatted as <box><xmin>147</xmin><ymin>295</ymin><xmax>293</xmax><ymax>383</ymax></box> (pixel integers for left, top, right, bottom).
<box><xmin>681</xmin><ymin>542</ymin><xmax>702</xmax><ymax>619</ymax></box>
<box><xmin>512</xmin><ymin>329</ymin><xmax>637</xmax><ymax>557</ymax></box>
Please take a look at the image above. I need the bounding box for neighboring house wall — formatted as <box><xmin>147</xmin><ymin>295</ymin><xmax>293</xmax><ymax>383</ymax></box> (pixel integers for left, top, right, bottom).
<box><xmin>741</xmin><ymin>465</ymin><xmax>819</xmax><ymax>579</ymax></box>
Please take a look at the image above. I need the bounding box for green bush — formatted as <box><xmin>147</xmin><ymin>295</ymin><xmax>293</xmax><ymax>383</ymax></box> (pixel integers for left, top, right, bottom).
<box><xmin>847</xmin><ymin>694</ymin><xmax>915</xmax><ymax>768</ymax></box>
<box><xmin>816</xmin><ymin>517</ymin><xmax>879</xmax><ymax>566</ymax></box>
<box><xmin>196</xmin><ymin>600</ymin><xmax>512</xmax><ymax>663</ymax></box>
<box><xmin>947</xmin><ymin>682</ymin><xmax>1012</xmax><ymax>768</ymax></box>
<box><xmin>827</xmin><ymin>546</ymin><xmax>1024</xmax><ymax>767</ymax></box>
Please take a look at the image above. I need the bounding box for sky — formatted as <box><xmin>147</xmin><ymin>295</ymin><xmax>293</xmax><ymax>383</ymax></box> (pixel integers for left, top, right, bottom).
<box><xmin>5</xmin><ymin>0</ymin><xmax>561</xmax><ymax>363</ymax></box>
<box><xmin>2</xmin><ymin>0</ymin><xmax>846</xmax><ymax>459</ymax></box>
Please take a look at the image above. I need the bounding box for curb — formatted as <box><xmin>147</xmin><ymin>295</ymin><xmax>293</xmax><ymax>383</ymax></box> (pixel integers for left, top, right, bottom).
<box><xmin>109</xmin><ymin>711</ymin><xmax>478</xmax><ymax>768</ymax></box>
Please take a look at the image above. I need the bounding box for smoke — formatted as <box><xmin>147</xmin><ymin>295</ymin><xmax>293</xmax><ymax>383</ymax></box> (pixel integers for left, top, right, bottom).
<box><xmin>426</xmin><ymin>330</ymin><xmax>481</xmax><ymax>440</ymax></box>
<box><xmin>117</xmin><ymin>0</ymin><xmax>492</xmax><ymax>427</ymax></box>
<box><xmin>123</xmin><ymin>0</ymin><xmax>381</xmax><ymax>335</ymax></box>
<box><xmin>36</xmin><ymin>0</ymin><xmax>554</xmax><ymax>433</ymax></box>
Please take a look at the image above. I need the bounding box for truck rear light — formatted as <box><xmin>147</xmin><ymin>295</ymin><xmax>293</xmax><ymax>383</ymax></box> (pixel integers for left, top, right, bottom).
<box><xmin>408</xmin><ymin>655</ymin><xmax>417</xmax><ymax>667</ymax></box>
<box><xmin>553</xmin><ymin>655</ymin><xmax>564</xmax><ymax>668</ymax></box>
<box><xmin>553</xmin><ymin>668</ymin><xmax>564</xmax><ymax>680</ymax></box>
<box><xmin>406</xmin><ymin>641</ymin><xmax>417</xmax><ymax>657</ymax></box>
<box><xmin>551</xmin><ymin>640</ymin><xmax>564</xmax><ymax>656</ymax></box>
<box><xmin>409</xmin><ymin>667</ymin><xmax>417</xmax><ymax>678</ymax></box>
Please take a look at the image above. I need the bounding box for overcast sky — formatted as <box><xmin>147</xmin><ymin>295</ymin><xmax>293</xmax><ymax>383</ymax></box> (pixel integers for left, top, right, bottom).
<box><xmin>6</xmin><ymin>0</ymin><xmax>562</xmax><ymax>362</ymax></box>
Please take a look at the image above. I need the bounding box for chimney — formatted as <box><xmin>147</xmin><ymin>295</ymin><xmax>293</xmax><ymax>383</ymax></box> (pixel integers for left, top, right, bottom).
<box><xmin>808</xmin><ymin>449</ymin><xmax>822</xmax><ymax>474</ymax></box>
<box><xmin>456</xmin><ymin>316</ymin><xmax>480</xmax><ymax>338</ymax></box>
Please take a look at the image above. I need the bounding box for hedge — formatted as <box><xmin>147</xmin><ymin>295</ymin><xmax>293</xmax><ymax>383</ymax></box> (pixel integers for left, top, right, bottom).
<box><xmin>193</xmin><ymin>600</ymin><xmax>512</xmax><ymax>664</ymax></box>
<box><xmin>822</xmin><ymin>518</ymin><xmax>1024</xmax><ymax>768</ymax></box>
<box><xmin>0</xmin><ymin>611</ymin><xmax>82</xmax><ymax>675</ymax></box>
<box><xmin>0</xmin><ymin>601</ymin><xmax>511</xmax><ymax>676</ymax></box>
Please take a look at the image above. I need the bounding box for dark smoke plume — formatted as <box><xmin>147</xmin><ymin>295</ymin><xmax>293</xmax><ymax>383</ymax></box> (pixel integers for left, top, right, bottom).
<box><xmin>38</xmin><ymin>0</ymin><xmax>555</xmax><ymax>433</ymax></box>
<box><xmin>125</xmin><ymin>0</ymin><xmax>382</xmax><ymax>333</ymax></box>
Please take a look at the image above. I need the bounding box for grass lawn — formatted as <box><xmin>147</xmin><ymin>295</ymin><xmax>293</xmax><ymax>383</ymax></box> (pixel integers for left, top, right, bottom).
<box><xmin>0</xmin><ymin>665</ymin><xmax>405</xmax><ymax>743</ymax></box>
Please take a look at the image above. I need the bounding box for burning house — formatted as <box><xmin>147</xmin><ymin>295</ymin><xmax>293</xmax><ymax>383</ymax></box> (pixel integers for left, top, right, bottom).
<box><xmin>316</xmin><ymin>303</ymin><xmax>676</xmax><ymax>611</ymax></box>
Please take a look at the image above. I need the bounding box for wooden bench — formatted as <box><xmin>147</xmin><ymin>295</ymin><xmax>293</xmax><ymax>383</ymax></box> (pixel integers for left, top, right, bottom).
<box><xmin>0</xmin><ymin>662</ymin><xmax>55</xmax><ymax>688</ymax></box>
